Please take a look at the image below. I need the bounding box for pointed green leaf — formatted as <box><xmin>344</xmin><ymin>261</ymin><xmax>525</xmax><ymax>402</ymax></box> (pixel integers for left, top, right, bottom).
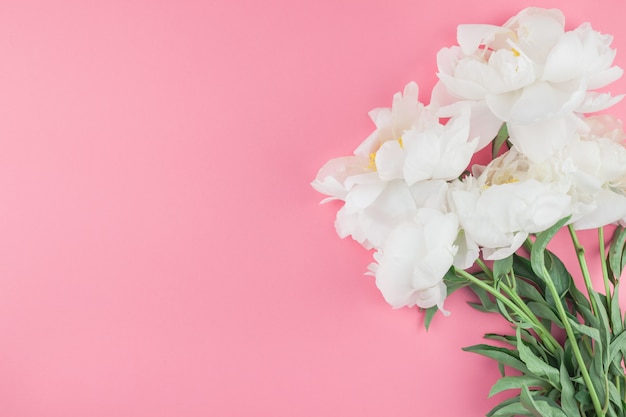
<box><xmin>513</xmin><ymin>254</ymin><xmax>544</xmax><ymax>289</ymax></box>
<box><xmin>491</xmin><ymin>123</ymin><xmax>508</xmax><ymax>159</ymax></box>
<box><xmin>531</xmin><ymin>217</ymin><xmax>571</xmax><ymax>280</ymax></box>
<box><xmin>589</xmin><ymin>350</ymin><xmax>608</xmax><ymax>407</ymax></box>
<box><xmin>488</xmin><ymin>398</ymin><xmax>534</xmax><ymax>417</ymax></box>
<box><xmin>489</xmin><ymin>375</ymin><xmax>551</xmax><ymax>397</ymax></box>
<box><xmin>590</xmin><ymin>291</ymin><xmax>611</xmax><ymax>365</ymax></box>
<box><xmin>495</xmin><ymin>298</ymin><xmax>516</xmax><ymax>323</ymax></box>
<box><xmin>609</xmin><ymin>331</ymin><xmax>626</xmax><ymax>366</ymax></box>
<box><xmin>520</xmin><ymin>385</ymin><xmax>569</xmax><ymax>417</ymax></box>
<box><xmin>568</xmin><ymin>317</ymin><xmax>602</xmax><ymax>344</ymax></box>
<box><xmin>494</xmin><ymin>255</ymin><xmax>513</xmax><ymax>281</ymax></box>
<box><xmin>608</xmin><ymin>225</ymin><xmax>626</xmax><ymax>282</ymax></box>
<box><xmin>423</xmin><ymin>306</ymin><xmax>438</xmax><ymax>331</ymax></box>
<box><xmin>468</xmin><ymin>284</ymin><xmax>498</xmax><ymax>313</ymax></box>
<box><xmin>516</xmin><ymin>329</ymin><xmax>561</xmax><ymax>388</ymax></box>
<box><xmin>610</xmin><ymin>283</ymin><xmax>623</xmax><ymax>334</ymax></box>
<box><xmin>544</xmin><ymin>251</ymin><xmax>572</xmax><ymax>297</ymax></box>
<box><xmin>559</xmin><ymin>361</ymin><xmax>579</xmax><ymax>417</ymax></box>
<box><xmin>463</xmin><ymin>344</ymin><xmax>529</xmax><ymax>374</ymax></box>
<box><xmin>526</xmin><ymin>302</ymin><xmax>562</xmax><ymax>326</ymax></box>
<box><xmin>516</xmin><ymin>279</ymin><xmax>546</xmax><ymax>303</ymax></box>
<box><xmin>574</xmin><ymin>389</ymin><xmax>592</xmax><ymax>406</ymax></box>
<box><xmin>608</xmin><ymin>379</ymin><xmax>622</xmax><ymax>409</ymax></box>
<box><xmin>484</xmin><ymin>333</ymin><xmax>517</xmax><ymax>347</ymax></box>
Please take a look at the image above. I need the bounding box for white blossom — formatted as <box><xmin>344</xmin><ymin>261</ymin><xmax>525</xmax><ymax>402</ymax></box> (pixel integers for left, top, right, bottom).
<box><xmin>450</xmin><ymin>150</ymin><xmax>572</xmax><ymax>259</ymax></box>
<box><xmin>562</xmin><ymin>119</ymin><xmax>626</xmax><ymax>229</ymax></box>
<box><xmin>433</xmin><ymin>7</ymin><xmax>623</xmax><ymax>162</ymax></box>
<box><xmin>367</xmin><ymin>209</ymin><xmax>459</xmax><ymax>311</ymax></box>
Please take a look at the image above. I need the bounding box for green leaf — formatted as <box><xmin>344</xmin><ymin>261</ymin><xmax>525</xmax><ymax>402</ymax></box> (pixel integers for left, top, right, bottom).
<box><xmin>543</xmin><ymin>251</ymin><xmax>572</xmax><ymax>298</ymax></box>
<box><xmin>569</xmin><ymin>293</ymin><xmax>598</xmax><ymax>328</ymax></box>
<box><xmin>608</xmin><ymin>225</ymin><xmax>626</xmax><ymax>282</ymax></box>
<box><xmin>491</xmin><ymin>123</ymin><xmax>508</xmax><ymax>159</ymax></box>
<box><xmin>574</xmin><ymin>389</ymin><xmax>592</xmax><ymax>406</ymax></box>
<box><xmin>526</xmin><ymin>301</ymin><xmax>562</xmax><ymax>326</ymax></box>
<box><xmin>484</xmin><ymin>333</ymin><xmax>517</xmax><ymax>347</ymax></box>
<box><xmin>520</xmin><ymin>385</ymin><xmax>569</xmax><ymax>417</ymax></box>
<box><xmin>468</xmin><ymin>284</ymin><xmax>498</xmax><ymax>313</ymax></box>
<box><xmin>559</xmin><ymin>360</ymin><xmax>579</xmax><ymax>417</ymax></box>
<box><xmin>567</xmin><ymin>283</ymin><xmax>593</xmax><ymax>321</ymax></box>
<box><xmin>568</xmin><ymin>317</ymin><xmax>602</xmax><ymax>344</ymax></box>
<box><xmin>515</xmin><ymin>328</ymin><xmax>551</xmax><ymax>363</ymax></box>
<box><xmin>463</xmin><ymin>344</ymin><xmax>530</xmax><ymax>374</ymax></box>
<box><xmin>589</xmin><ymin>350</ymin><xmax>608</xmax><ymax>408</ymax></box>
<box><xmin>610</xmin><ymin>283</ymin><xmax>623</xmax><ymax>334</ymax></box>
<box><xmin>531</xmin><ymin>217</ymin><xmax>571</xmax><ymax>280</ymax></box>
<box><xmin>488</xmin><ymin>398</ymin><xmax>534</xmax><ymax>417</ymax></box>
<box><xmin>608</xmin><ymin>379</ymin><xmax>623</xmax><ymax>409</ymax></box>
<box><xmin>494</xmin><ymin>255</ymin><xmax>513</xmax><ymax>282</ymax></box>
<box><xmin>513</xmin><ymin>254</ymin><xmax>544</xmax><ymax>289</ymax></box>
<box><xmin>489</xmin><ymin>375</ymin><xmax>551</xmax><ymax>397</ymax></box>
<box><xmin>423</xmin><ymin>306</ymin><xmax>438</xmax><ymax>331</ymax></box>
<box><xmin>590</xmin><ymin>291</ymin><xmax>611</xmax><ymax>365</ymax></box>
<box><xmin>516</xmin><ymin>279</ymin><xmax>546</xmax><ymax>304</ymax></box>
<box><xmin>609</xmin><ymin>331</ymin><xmax>626</xmax><ymax>366</ymax></box>
<box><xmin>516</xmin><ymin>329</ymin><xmax>561</xmax><ymax>388</ymax></box>
<box><xmin>495</xmin><ymin>297</ymin><xmax>516</xmax><ymax>323</ymax></box>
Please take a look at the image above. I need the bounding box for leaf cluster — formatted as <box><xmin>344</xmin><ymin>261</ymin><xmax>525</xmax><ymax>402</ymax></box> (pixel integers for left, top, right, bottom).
<box><xmin>432</xmin><ymin>224</ymin><xmax>626</xmax><ymax>417</ymax></box>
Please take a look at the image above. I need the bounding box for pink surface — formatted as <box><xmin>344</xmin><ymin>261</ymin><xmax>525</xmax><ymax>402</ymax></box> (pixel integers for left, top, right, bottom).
<box><xmin>0</xmin><ymin>1</ymin><xmax>624</xmax><ymax>416</ymax></box>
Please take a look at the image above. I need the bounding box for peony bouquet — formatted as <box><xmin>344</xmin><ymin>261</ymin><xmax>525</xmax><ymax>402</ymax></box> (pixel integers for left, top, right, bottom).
<box><xmin>312</xmin><ymin>8</ymin><xmax>626</xmax><ymax>417</ymax></box>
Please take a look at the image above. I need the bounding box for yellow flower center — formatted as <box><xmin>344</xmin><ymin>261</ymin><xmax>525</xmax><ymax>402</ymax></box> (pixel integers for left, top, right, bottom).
<box><xmin>368</xmin><ymin>152</ymin><xmax>377</xmax><ymax>170</ymax></box>
<box><xmin>368</xmin><ymin>137</ymin><xmax>404</xmax><ymax>171</ymax></box>
<box><xmin>483</xmin><ymin>174</ymin><xmax>519</xmax><ymax>190</ymax></box>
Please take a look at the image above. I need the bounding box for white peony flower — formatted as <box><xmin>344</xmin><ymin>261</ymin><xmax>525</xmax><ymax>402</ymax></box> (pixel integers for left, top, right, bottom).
<box><xmin>310</xmin><ymin>156</ymin><xmax>378</xmax><ymax>203</ymax></box>
<box><xmin>354</xmin><ymin>81</ymin><xmax>435</xmax><ymax>159</ymax></box>
<box><xmin>367</xmin><ymin>208</ymin><xmax>459</xmax><ymax>311</ymax></box>
<box><xmin>335</xmin><ymin>180</ymin><xmax>420</xmax><ymax>249</ymax></box>
<box><xmin>450</xmin><ymin>149</ymin><xmax>572</xmax><ymax>259</ymax></box>
<box><xmin>433</xmin><ymin>7</ymin><xmax>623</xmax><ymax>162</ymax></box>
<box><xmin>561</xmin><ymin>121</ymin><xmax>626</xmax><ymax>229</ymax></box>
<box><xmin>374</xmin><ymin>104</ymin><xmax>478</xmax><ymax>185</ymax></box>
<box><xmin>333</xmin><ymin>178</ymin><xmax>457</xmax><ymax>250</ymax></box>
<box><xmin>312</xmin><ymin>81</ymin><xmax>437</xmax><ymax>204</ymax></box>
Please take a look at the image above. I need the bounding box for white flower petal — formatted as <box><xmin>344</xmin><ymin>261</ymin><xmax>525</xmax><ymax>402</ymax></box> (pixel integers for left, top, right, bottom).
<box><xmin>372</xmin><ymin>209</ymin><xmax>458</xmax><ymax>310</ymax></box>
<box><xmin>457</xmin><ymin>24</ymin><xmax>509</xmax><ymax>55</ymax></box>
<box><xmin>542</xmin><ymin>32</ymin><xmax>584</xmax><ymax>83</ymax></box>
<box><xmin>403</xmin><ymin>130</ymin><xmax>441</xmax><ymax>185</ymax></box>
<box><xmin>576</xmin><ymin>92</ymin><xmax>624</xmax><ymax>114</ymax></box>
<box><xmin>452</xmin><ymin>229</ymin><xmax>480</xmax><ymax>269</ymax></box>
<box><xmin>508</xmin><ymin>116</ymin><xmax>577</xmax><ymax>163</ymax></box>
<box><xmin>311</xmin><ymin>156</ymin><xmax>372</xmax><ymax>201</ymax></box>
<box><xmin>375</xmin><ymin>140</ymin><xmax>405</xmax><ymax>181</ymax></box>
<box><xmin>573</xmin><ymin>189</ymin><xmax>626</xmax><ymax>229</ymax></box>
<box><xmin>482</xmin><ymin>232</ymin><xmax>528</xmax><ymax>260</ymax></box>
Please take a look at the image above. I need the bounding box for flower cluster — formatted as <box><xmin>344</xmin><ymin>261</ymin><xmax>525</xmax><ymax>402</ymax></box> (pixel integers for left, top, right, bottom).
<box><xmin>312</xmin><ymin>7</ymin><xmax>626</xmax><ymax>313</ymax></box>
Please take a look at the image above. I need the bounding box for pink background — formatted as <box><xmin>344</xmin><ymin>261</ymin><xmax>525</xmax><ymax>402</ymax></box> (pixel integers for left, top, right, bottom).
<box><xmin>0</xmin><ymin>1</ymin><xmax>624</xmax><ymax>416</ymax></box>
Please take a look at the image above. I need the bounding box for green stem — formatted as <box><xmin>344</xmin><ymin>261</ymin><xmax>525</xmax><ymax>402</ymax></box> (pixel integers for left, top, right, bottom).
<box><xmin>475</xmin><ymin>258</ymin><xmax>494</xmax><ymax>279</ymax></box>
<box><xmin>568</xmin><ymin>225</ymin><xmax>599</xmax><ymax>314</ymax></box>
<box><xmin>500</xmin><ymin>285</ymin><xmax>560</xmax><ymax>353</ymax></box>
<box><xmin>598</xmin><ymin>227</ymin><xmax>612</xmax><ymax>315</ymax></box>
<box><xmin>474</xmin><ymin>257</ymin><xmax>559</xmax><ymax>353</ymax></box>
<box><xmin>454</xmin><ymin>268</ymin><xmax>560</xmax><ymax>354</ymax></box>
<box><xmin>542</xmin><ymin>265</ymin><xmax>605</xmax><ymax>417</ymax></box>
<box><xmin>523</xmin><ymin>237</ymin><xmax>534</xmax><ymax>253</ymax></box>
